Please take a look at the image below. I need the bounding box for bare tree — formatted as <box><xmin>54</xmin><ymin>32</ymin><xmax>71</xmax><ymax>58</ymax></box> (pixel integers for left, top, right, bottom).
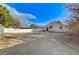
<box><xmin>66</xmin><ymin>3</ymin><xmax>79</xmax><ymax>35</ymax></box>
<box><xmin>12</xmin><ymin>19</ymin><xmax>21</xmax><ymax>28</ymax></box>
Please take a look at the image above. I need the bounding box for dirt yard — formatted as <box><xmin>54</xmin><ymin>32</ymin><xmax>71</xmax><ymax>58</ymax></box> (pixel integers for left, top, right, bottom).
<box><xmin>0</xmin><ymin>32</ymin><xmax>79</xmax><ymax>55</ymax></box>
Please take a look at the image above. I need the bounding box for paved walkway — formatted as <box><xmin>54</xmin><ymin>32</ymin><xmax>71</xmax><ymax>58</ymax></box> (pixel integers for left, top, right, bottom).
<box><xmin>0</xmin><ymin>32</ymin><xmax>79</xmax><ymax>55</ymax></box>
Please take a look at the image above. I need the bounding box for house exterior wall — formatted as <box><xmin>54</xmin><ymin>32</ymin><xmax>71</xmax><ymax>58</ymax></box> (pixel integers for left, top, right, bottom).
<box><xmin>52</xmin><ymin>23</ymin><xmax>68</xmax><ymax>32</ymax></box>
<box><xmin>44</xmin><ymin>23</ymin><xmax>69</xmax><ymax>32</ymax></box>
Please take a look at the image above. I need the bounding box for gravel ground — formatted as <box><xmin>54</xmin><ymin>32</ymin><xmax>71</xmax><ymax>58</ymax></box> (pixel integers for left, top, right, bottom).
<box><xmin>0</xmin><ymin>32</ymin><xmax>79</xmax><ymax>55</ymax></box>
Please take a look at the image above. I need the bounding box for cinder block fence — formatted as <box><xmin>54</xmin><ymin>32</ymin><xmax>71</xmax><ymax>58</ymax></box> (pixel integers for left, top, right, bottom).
<box><xmin>0</xmin><ymin>24</ymin><xmax>4</xmax><ymax>39</ymax></box>
<box><xmin>0</xmin><ymin>24</ymin><xmax>33</xmax><ymax>39</ymax></box>
<box><xmin>4</xmin><ymin>28</ymin><xmax>33</xmax><ymax>33</ymax></box>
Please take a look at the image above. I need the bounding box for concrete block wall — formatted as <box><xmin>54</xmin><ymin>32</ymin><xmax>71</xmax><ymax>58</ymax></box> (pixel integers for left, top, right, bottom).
<box><xmin>4</xmin><ymin>28</ymin><xmax>33</xmax><ymax>33</ymax></box>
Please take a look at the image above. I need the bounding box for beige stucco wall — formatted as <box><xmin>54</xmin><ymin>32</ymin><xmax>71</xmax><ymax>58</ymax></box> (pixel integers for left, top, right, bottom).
<box><xmin>52</xmin><ymin>23</ymin><xmax>69</xmax><ymax>32</ymax></box>
<box><xmin>45</xmin><ymin>23</ymin><xmax>69</xmax><ymax>32</ymax></box>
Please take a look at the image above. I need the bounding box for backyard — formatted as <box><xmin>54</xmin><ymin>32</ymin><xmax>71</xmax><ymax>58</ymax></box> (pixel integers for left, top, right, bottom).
<box><xmin>0</xmin><ymin>32</ymin><xmax>79</xmax><ymax>55</ymax></box>
<box><xmin>0</xmin><ymin>3</ymin><xmax>79</xmax><ymax>55</ymax></box>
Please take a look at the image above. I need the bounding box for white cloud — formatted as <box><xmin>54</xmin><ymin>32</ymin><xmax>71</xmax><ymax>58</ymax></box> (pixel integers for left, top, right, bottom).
<box><xmin>0</xmin><ymin>4</ymin><xmax>37</xmax><ymax>26</ymax></box>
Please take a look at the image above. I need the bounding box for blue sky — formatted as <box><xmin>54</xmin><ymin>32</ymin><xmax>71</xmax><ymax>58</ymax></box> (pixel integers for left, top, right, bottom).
<box><xmin>6</xmin><ymin>3</ymin><xmax>70</xmax><ymax>25</ymax></box>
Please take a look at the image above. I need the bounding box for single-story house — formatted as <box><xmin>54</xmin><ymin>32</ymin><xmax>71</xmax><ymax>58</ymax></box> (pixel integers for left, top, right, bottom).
<box><xmin>43</xmin><ymin>21</ymin><xmax>69</xmax><ymax>32</ymax></box>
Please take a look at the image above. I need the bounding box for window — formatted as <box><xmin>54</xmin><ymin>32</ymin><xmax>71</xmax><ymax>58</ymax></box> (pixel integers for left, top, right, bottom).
<box><xmin>49</xmin><ymin>26</ymin><xmax>52</xmax><ymax>28</ymax></box>
<box><xmin>60</xmin><ymin>26</ymin><xmax>62</xmax><ymax>29</ymax></box>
